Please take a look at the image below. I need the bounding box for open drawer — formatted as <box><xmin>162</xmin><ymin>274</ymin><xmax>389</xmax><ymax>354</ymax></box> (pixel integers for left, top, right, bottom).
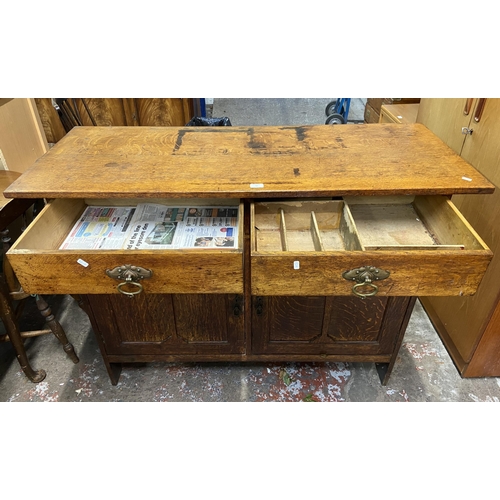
<box><xmin>7</xmin><ymin>198</ymin><xmax>244</xmax><ymax>295</ymax></box>
<box><xmin>251</xmin><ymin>196</ymin><xmax>492</xmax><ymax>297</ymax></box>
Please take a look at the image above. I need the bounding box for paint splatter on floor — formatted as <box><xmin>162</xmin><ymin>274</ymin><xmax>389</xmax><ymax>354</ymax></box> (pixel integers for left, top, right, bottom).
<box><xmin>468</xmin><ymin>393</ymin><xmax>499</xmax><ymax>403</ymax></box>
<box><xmin>8</xmin><ymin>380</ymin><xmax>59</xmax><ymax>402</ymax></box>
<box><xmin>403</xmin><ymin>342</ymin><xmax>444</xmax><ymax>372</ymax></box>
<box><xmin>70</xmin><ymin>357</ymin><xmax>102</xmax><ymax>399</ymax></box>
<box><xmin>385</xmin><ymin>388</ymin><xmax>410</xmax><ymax>402</ymax></box>
<box><xmin>244</xmin><ymin>363</ymin><xmax>351</xmax><ymax>402</ymax></box>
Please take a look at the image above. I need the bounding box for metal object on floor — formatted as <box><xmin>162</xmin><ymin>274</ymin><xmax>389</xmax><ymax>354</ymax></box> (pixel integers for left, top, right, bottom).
<box><xmin>325</xmin><ymin>98</ymin><xmax>351</xmax><ymax>124</ymax></box>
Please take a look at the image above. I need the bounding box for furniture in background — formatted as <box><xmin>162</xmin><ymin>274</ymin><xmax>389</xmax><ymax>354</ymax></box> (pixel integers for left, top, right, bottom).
<box><xmin>364</xmin><ymin>98</ymin><xmax>421</xmax><ymax>124</ymax></box>
<box><xmin>3</xmin><ymin>124</ymin><xmax>493</xmax><ymax>386</ymax></box>
<box><xmin>379</xmin><ymin>103</ymin><xmax>419</xmax><ymax>124</ymax></box>
<box><xmin>0</xmin><ymin>99</ymin><xmax>79</xmax><ymax>382</ymax></box>
<box><xmin>417</xmin><ymin>98</ymin><xmax>500</xmax><ymax>377</ymax></box>
<box><xmin>0</xmin><ymin>98</ymin><xmax>48</xmax><ymax>173</ymax></box>
<box><xmin>34</xmin><ymin>98</ymin><xmax>197</xmax><ymax>144</ymax></box>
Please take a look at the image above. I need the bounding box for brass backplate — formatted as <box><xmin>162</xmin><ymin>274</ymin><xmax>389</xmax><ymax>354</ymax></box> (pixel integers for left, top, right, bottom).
<box><xmin>106</xmin><ymin>264</ymin><xmax>153</xmax><ymax>282</ymax></box>
<box><xmin>342</xmin><ymin>266</ymin><xmax>390</xmax><ymax>284</ymax></box>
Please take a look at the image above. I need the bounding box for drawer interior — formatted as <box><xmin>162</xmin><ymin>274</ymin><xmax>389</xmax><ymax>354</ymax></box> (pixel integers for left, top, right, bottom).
<box><xmin>11</xmin><ymin>198</ymin><xmax>244</xmax><ymax>252</ymax></box>
<box><xmin>253</xmin><ymin>199</ymin><xmax>365</xmax><ymax>252</ymax></box>
<box><xmin>12</xmin><ymin>198</ymin><xmax>86</xmax><ymax>251</ymax></box>
<box><xmin>252</xmin><ymin>196</ymin><xmax>488</xmax><ymax>253</ymax></box>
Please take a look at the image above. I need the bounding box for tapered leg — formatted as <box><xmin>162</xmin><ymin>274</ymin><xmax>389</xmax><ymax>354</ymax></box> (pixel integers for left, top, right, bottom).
<box><xmin>0</xmin><ymin>277</ymin><xmax>46</xmax><ymax>382</ymax></box>
<box><xmin>376</xmin><ymin>296</ymin><xmax>417</xmax><ymax>385</ymax></box>
<box><xmin>35</xmin><ymin>295</ymin><xmax>79</xmax><ymax>364</ymax></box>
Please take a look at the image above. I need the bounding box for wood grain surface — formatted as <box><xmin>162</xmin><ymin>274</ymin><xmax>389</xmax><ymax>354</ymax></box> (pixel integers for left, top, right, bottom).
<box><xmin>87</xmin><ymin>293</ymin><xmax>245</xmax><ymax>356</ymax></box>
<box><xmin>417</xmin><ymin>98</ymin><xmax>472</xmax><ymax>154</ymax></box>
<box><xmin>34</xmin><ymin>98</ymin><xmax>195</xmax><ymax>142</ymax></box>
<box><xmin>251</xmin><ymin>295</ymin><xmax>412</xmax><ymax>356</ymax></box>
<box><xmin>0</xmin><ymin>99</ymin><xmax>48</xmax><ymax>172</ymax></box>
<box><xmin>250</xmin><ymin>251</ymin><xmax>491</xmax><ymax>296</ymax></box>
<box><xmin>379</xmin><ymin>103</ymin><xmax>419</xmax><ymax>124</ymax></box>
<box><xmin>7</xmin><ymin>250</ymin><xmax>243</xmax><ymax>295</ymax></box>
<box><xmin>418</xmin><ymin>98</ymin><xmax>500</xmax><ymax>369</ymax></box>
<box><xmin>34</xmin><ymin>98</ymin><xmax>67</xmax><ymax>143</ymax></box>
<box><xmin>4</xmin><ymin>124</ymin><xmax>494</xmax><ymax>199</ymax></box>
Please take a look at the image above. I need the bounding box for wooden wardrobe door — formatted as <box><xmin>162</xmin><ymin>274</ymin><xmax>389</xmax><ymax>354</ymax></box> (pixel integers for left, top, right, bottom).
<box><xmin>419</xmin><ymin>99</ymin><xmax>500</xmax><ymax>372</ymax></box>
<box><xmin>416</xmin><ymin>98</ymin><xmax>474</xmax><ymax>154</ymax></box>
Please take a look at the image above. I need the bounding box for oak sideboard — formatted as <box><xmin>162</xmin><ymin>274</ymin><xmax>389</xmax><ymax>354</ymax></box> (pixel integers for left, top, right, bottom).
<box><xmin>3</xmin><ymin>124</ymin><xmax>494</xmax><ymax>385</ymax></box>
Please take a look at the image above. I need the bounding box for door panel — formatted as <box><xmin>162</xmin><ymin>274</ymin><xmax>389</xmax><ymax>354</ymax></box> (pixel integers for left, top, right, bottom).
<box><xmin>252</xmin><ymin>295</ymin><xmax>410</xmax><ymax>356</ymax></box>
<box><xmin>417</xmin><ymin>98</ymin><xmax>474</xmax><ymax>154</ymax></box>
<box><xmin>326</xmin><ymin>296</ymin><xmax>388</xmax><ymax>342</ymax></box>
<box><xmin>88</xmin><ymin>293</ymin><xmax>245</xmax><ymax>356</ymax></box>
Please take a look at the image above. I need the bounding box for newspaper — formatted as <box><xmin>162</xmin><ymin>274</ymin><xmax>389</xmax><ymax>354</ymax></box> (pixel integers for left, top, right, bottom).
<box><xmin>60</xmin><ymin>203</ymin><xmax>239</xmax><ymax>250</ymax></box>
<box><xmin>59</xmin><ymin>206</ymin><xmax>136</xmax><ymax>249</ymax></box>
<box><xmin>124</xmin><ymin>203</ymin><xmax>239</xmax><ymax>250</ymax></box>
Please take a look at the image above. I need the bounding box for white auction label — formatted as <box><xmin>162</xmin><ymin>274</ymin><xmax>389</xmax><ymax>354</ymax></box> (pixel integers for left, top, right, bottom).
<box><xmin>77</xmin><ymin>258</ymin><xmax>89</xmax><ymax>268</ymax></box>
<box><xmin>293</xmin><ymin>261</ymin><xmax>300</xmax><ymax>270</ymax></box>
<box><xmin>250</xmin><ymin>183</ymin><xmax>264</xmax><ymax>188</ymax></box>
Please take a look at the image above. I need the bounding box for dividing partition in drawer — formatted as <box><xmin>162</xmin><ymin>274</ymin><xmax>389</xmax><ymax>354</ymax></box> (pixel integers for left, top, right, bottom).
<box><xmin>7</xmin><ymin>198</ymin><xmax>244</xmax><ymax>295</ymax></box>
<box><xmin>251</xmin><ymin>197</ymin><xmax>492</xmax><ymax>297</ymax></box>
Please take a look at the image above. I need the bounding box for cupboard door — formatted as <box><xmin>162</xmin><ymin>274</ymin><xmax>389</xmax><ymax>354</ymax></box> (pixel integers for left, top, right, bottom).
<box><xmin>416</xmin><ymin>98</ymin><xmax>475</xmax><ymax>154</ymax></box>
<box><xmin>251</xmin><ymin>295</ymin><xmax>411</xmax><ymax>356</ymax></box>
<box><xmin>87</xmin><ymin>293</ymin><xmax>245</xmax><ymax>356</ymax></box>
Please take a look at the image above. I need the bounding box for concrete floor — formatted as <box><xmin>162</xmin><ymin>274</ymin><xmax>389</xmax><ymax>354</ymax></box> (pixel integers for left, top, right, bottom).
<box><xmin>1</xmin><ymin>98</ymin><xmax>500</xmax><ymax>402</ymax></box>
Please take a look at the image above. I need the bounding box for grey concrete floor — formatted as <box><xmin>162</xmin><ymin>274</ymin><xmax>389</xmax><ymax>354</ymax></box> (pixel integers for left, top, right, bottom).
<box><xmin>209</xmin><ymin>98</ymin><xmax>366</xmax><ymax>125</ymax></box>
<box><xmin>1</xmin><ymin>98</ymin><xmax>500</xmax><ymax>402</ymax></box>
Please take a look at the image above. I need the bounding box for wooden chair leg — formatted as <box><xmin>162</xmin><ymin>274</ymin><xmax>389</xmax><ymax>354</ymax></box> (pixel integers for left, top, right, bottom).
<box><xmin>35</xmin><ymin>294</ymin><xmax>79</xmax><ymax>364</ymax></box>
<box><xmin>0</xmin><ymin>277</ymin><xmax>46</xmax><ymax>382</ymax></box>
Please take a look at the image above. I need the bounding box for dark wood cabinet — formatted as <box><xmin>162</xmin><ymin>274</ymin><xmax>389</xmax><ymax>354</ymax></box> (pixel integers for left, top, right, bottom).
<box><xmin>251</xmin><ymin>295</ymin><xmax>414</xmax><ymax>358</ymax></box>
<box><xmin>84</xmin><ymin>293</ymin><xmax>245</xmax><ymax>356</ymax></box>
<box><xmin>81</xmin><ymin>292</ymin><xmax>415</xmax><ymax>385</ymax></box>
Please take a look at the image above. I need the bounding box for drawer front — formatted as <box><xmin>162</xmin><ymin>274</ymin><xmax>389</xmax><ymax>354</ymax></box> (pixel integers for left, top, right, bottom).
<box><xmin>251</xmin><ymin>197</ymin><xmax>492</xmax><ymax>297</ymax></box>
<box><xmin>8</xmin><ymin>250</ymin><xmax>243</xmax><ymax>295</ymax></box>
<box><xmin>7</xmin><ymin>198</ymin><xmax>243</xmax><ymax>295</ymax></box>
<box><xmin>251</xmin><ymin>251</ymin><xmax>491</xmax><ymax>296</ymax></box>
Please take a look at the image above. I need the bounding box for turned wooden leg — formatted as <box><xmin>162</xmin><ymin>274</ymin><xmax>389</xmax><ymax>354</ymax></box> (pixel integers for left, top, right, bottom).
<box><xmin>0</xmin><ymin>278</ymin><xmax>46</xmax><ymax>382</ymax></box>
<box><xmin>35</xmin><ymin>294</ymin><xmax>79</xmax><ymax>364</ymax></box>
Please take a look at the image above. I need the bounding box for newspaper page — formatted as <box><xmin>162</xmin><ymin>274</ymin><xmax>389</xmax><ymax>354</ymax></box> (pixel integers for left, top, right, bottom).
<box><xmin>124</xmin><ymin>204</ymin><xmax>239</xmax><ymax>250</ymax></box>
<box><xmin>59</xmin><ymin>206</ymin><xmax>136</xmax><ymax>249</ymax></box>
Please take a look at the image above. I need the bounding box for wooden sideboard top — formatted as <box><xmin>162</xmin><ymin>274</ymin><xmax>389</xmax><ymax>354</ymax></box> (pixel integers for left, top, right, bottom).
<box><xmin>3</xmin><ymin>124</ymin><xmax>495</xmax><ymax>199</ymax></box>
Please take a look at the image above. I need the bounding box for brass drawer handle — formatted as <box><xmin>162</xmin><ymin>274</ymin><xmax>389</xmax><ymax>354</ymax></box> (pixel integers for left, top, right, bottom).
<box><xmin>106</xmin><ymin>264</ymin><xmax>153</xmax><ymax>298</ymax></box>
<box><xmin>352</xmin><ymin>281</ymin><xmax>378</xmax><ymax>298</ymax></box>
<box><xmin>117</xmin><ymin>280</ymin><xmax>143</xmax><ymax>298</ymax></box>
<box><xmin>342</xmin><ymin>266</ymin><xmax>390</xmax><ymax>299</ymax></box>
